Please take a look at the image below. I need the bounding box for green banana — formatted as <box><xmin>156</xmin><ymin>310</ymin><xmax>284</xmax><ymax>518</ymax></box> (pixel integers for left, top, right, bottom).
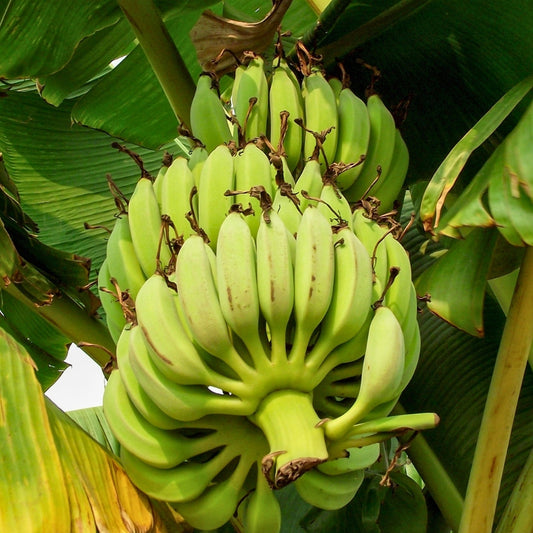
<box><xmin>190</xmin><ymin>74</ymin><xmax>233</xmax><ymax>152</ymax></box>
<box><xmin>292</xmin><ymin>154</ymin><xmax>323</xmax><ymax>210</ymax></box>
<box><xmin>294</xmin><ymin>467</ymin><xmax>364</xmax><ymax>510</ymax></box>
<box><xmin>289</xmin><ymin>206</ymin><xmax>335</xmax><ymax>365</ymax></box>
<box><xmin>128</xmin><ymin>177</ymin><xmax>171</xmax><ymax>277</ymax></box>
<box><xmin>328</xmin><ymin>76</ymin><xmax>343</xmax><ymax>101</ymax></box>
<box><xmin>197</xmin><ymin>144</ymin><xmax>236</xmax><ymax>248</ymax></box>
<box><xmin>306</xmin><ymin>226</ymin><xmax>373</xmax><ymax>369</ymax></box>
<box><xmin>115</xmin><ymin>325</ymin><xmax>184</xmax><ymax>430</ymax></box>
<box><xmin>269</xmin><ymin>59</ymin><xmax>304</xmax><ymax>172</ymax></box>
<box><xmin>127</xmin><ymin>324</ymin><xmax>255</xmax><ymax>421</ymax></box>
<box><xmin>160</xmin><ymin>155</ymin><xmax>196</xmax><ymax>239</ymax></box>
<box><xmin>175</xmin><ymin>234</ymin><xmax>257</xmax><ymax>382</ymax></box>
<box><xmin>216</xmin><ymin>210</ymin><xmax>270</xmax><ymax>370</ymax></box>
<box><xmin>318</xmin><ymin>444</ymin><xmax>380</xmax><ymax>475</ymax></box>
<box><xmin>187</xmin><ymin>143</ymin><xmax>209</xmax><ymax>188</ymax></box>
<box><xmin>152</xmin><ymin>163</ymin><xmax>168</xmax><ymax>207</ymax></box>
<box><xmin>334</xmin><ymin>87</ymin><xmax>371</xmax><ymax>190</ymax></box>
<box><xmin>172</xmin><ymin>452</ymin><xmax>255</xmax><ymax>531</ymax></box>
<box><xmin>371</xmin><ymin>127</ymin><xmax>409</xmax><ymax>214</ymax></box>
<box><xmin>243</xmin><ymin>464</ymin><xmax>282</xmax><ymax>533</ymax></box>
<box><xmin>318</xmin><ymin>181</ymin><xmax>353</xmax><ymax>229</ymax></box>
<box><xmin>105</xmin><ymin>214</ymin><xmax>147</xmax><ymax>301</ymax></box>
<box><xmin>343</xmin><ymin>93</ymin><xmax>397</xmax><ymax>203</ymax></box>
<box><xmin>119</xmin><ymin>444</ymin><xmax>238</xmax><ymax>503</ymax></box>
<box><xmin>234</xmin><ymin>142</ymin><xmax>273</xmax><ymax>237</ymax></box>
<box><xmin>135</xmin><ymin>272</ymin><xmax>245</xmax><ymax>392</ymax></box>
<box><xmin>231</xmin><ymin>55</ymin><xmax>269</xmax><ymax>142</ymax></box>
<box><xmin>302</xmin><ymin>68</ymin><xmax>338</xmax><ymax>168</ymax></box>
<box><xmin>97</xmin><ymin>258</ymin><xmax>126</xmax><ymax>342</ymax></box>
<box><xmin>256</xmin><ymin>207</ymin><xmax>294</xmax><ymax>365</ymax></box>
<box><xmin>324</xmin><ymin>304</ymin><xmax>406</xmax><ymax>440</ymax></box>
<box><xmin>271</xmin><ymin>183</ymin><xmax>302</xmax><ymax>237</ymax></box>
<box><xmin>103</xmin><ymin>369</ymin><xmax>221</xmax><ymax>469</ymax></box>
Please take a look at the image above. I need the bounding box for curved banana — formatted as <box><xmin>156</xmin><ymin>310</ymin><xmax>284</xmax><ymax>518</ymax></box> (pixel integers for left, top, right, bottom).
<box><xmin>306</xmin><ymin>226</ymin><xmax>373</xmax><ymax>369</ymax></box>
<box><xmin>294</xmin><ymin>467</ymin><xmax>364</xmax><ymax>510</ymax></box>
<box><xmin>135</xmin><ymin>273</ymin><xmax>246</xmax><ymax>393</ymax></box>
<box><xmin>106</xmin><ymin>215</ymin><xmax>147</xmax><ymax>301</ymax></box>
<box><xmin>128</xmin><ymin>177</ymin><xmax>171</xmax><ymax>277</ymax></box>
<box><xmin>324</xmin><ymin>305</ymin><xmax>406</xmax><ymax>441</ymax></box>
<box><xmin>128</xmin><ymin>324</ymin><xmax>255</xmax><ymax>421</ymax></box>
<box><xmin>256</xmin><ymin>207</ymin><xmax>294</xmax><ymax>365</ymax></box>
<box><xmin>172</xmin><ymin>452</ymin><xmax>255</xmax><ymax>531</ymax></box>
<box><xmin>319</xmin><ymin>443</ymin><xmax>380</xmax><ymax>474</ymax></box>
<box><xmin>119</xmin><ymin>443</ymin><xmax>238</xmax><ymax>503</ymax></box>
<box><xmin>188</xmin><ymin>144</ymin><xmax>208</xmax><ymax>188</ymax></box>
<box><xmin>216</xmin><ymin>210</ymin><xmax>270</xmax><ymax>370</ymax></box>
<box><xmin>175</xmin><ymin>234</ymin><xmax>256</xmax><ymax>382</ymax></box>
<box><xmin>292</xmin><ymin>154</ymin><xmax>323</xmax><ymax>211</ymax></box>
<box><xmin>152</xmin><ymin>163</ymin><xmax>168</xmax><ymax>207</ymax></box>
<box><xmin>317</xmin><ymin>182</ymin><xmax>353</xmax><ymax>229</ymax></box>
<box><xmin>115</xmin><ymin>326</ymin><xmax>184</xmax><ymax>430</ymax></box>
<box><xmin>97</xmin><ymin>258</ymin><xmax>126</xmax><ymax>342</ymax></box>
<box><xmin>269</xmin><ymin>59</ymin><xmax>304</xmax><ymax>172</ymax></box>
<box><xmin>190</xmin><ymin>74</ymin><xmax>232</xmax><ymax>152</ymax></box>
<box><xmin>289</xmin><ymin>206</ymin><xmax>335</xmax><ymax>365</ymax></box>
<box><xmin>342</xmin><ymin>93</ymin><xmax>397</xmax><ymax>203</ymax></box>
<box><xmin>302</xmin><ymin>68</ymin><xmax>338</xmax><ymax>168</ymax></box>
<box><xmin>371</xmin><ymin>128</ymin><xmax>409</xmax><ymax>214</ymax></box>
<box><xmin>160</xmin><ymin>156</ymin><xmax>196</xmax><ymax>239</ymax></box>
<box><xmin>243</xmin><ymin>464</ymin><xmax>281</xmax><ymax>533</ymax></box>
<box><xmin>231</xmin><ymin>55</ymin><xmax>269</xmax><ymax>142</ymax></box>
<box><xmin>271</xmin><ymin>183</ymin><xmax>302</xmax><ymax>237</ymax></box>
<box><xmin>103</xmin><ymin>370</ymin><xmax>222</xmax><ymax>469</ymax></box>
<box><xmin>197</xmin><ymin>144</ymin><xmax>236</xmax><ymax>248</ymax></box>
<box><xmin>334</xmin><ymin>87</ymin><xmax>371</xmax><ymax>190</ymax></box>
<box><xmin>234</xmin><ymin>142</ymin><xmax>273</xmax><ymax>237</ymax></box>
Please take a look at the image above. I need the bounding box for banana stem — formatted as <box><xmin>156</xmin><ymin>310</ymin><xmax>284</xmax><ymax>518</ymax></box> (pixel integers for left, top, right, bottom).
<box><xmin>458</xmin><ymin>245</ymin><xmax>533</xmax><ymax>533</ymax></box>
<box><xmin>251</xmin><ymin>389</ymin><xmax>329</xmax><ymax>488</ymax></box>
<box><xmin>495</xmin><ymin>446</ymin><xmax>533</xmax><ymax>533</ymax></box>
<box><xmin>116</xmin><ymin>0</ymin><xmax>195</xmax><ymax>128</ymax></box>
<box><xmin>5</xmin><ymin>282</ymin><xmax>115</xmax><ymax>367</ymax></box>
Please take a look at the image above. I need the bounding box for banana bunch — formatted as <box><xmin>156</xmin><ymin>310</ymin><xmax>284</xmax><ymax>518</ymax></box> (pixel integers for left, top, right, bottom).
<box><xmin>98</xmin><ymin>45</ymin><xmax>436</xmax><ymax>533</ymax></box>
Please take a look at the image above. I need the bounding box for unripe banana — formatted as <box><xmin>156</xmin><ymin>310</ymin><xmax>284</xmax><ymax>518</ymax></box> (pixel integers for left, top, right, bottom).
<box><xmin>352</xmin><ymin>207</ymin><xmax>389</xmax><ymax>292</ymax></box>
<box><xmin>289</xmin><ymin>207</ymin><xmax>335</xmax><ymax>365</ymax></box>
<box><xmin>160</xmin><ymin>156</ymin><xmax>196</xmax><ymax>239</ymax></box>
<box><xmin>318</xmin><ymin>444</ymin><xmax>380</xmax><ymax>475</ymax></box>
<box><xmin>128</xmin><ymin>324</ymin><xmax>255</xmax><ymax>421</ymax></box>
<box><xmin>97</xmin><ymin>259</ymin><xmax>126</xmax><ymax>342</ymax></box>
<box><xmin>197</xmin><ymin>143</ymin><xmax>236</xmax><ymax>248</ymax></box>
<box><xmin>269</xmin><ymin>60</ymin><xmax>304</xmax><ymax>171</ymax></box>
<box><xmin>152</xmin><ymin>164</ymin><xmax>168</xmax><ymax>206</ymax></box>
<box><xmin>190</xmin><ymin>74</ymin><xmax>233</xmax><ymax>152</ymax></box>
<box><xmin>334</xmin><ymin>87</ymin><xmax>371</xmax><ymax>190</ymax></box>
<box><xmin>294</xmin><ymin>467</ymin><xmax>364</xmax><ymax>510</ymax></box>
<box><xmin>234</xmin><ymin>142</ymin><xmax>273</xmax><ymax>237</ymax></box>
<box><xmin>188</xmin><ymin>144</ymin><xmax>209</xmax><ymax>188</ymax></box>
<box><xmin>243</xmin><ymin>466</ymin><xmax>282</xmax><ymax>533</ymax></box>
<box><xmin>115</xmin><ymin>325</ymin><xmax>184</xmax><ymax>430</ymax></box>
<box><xmin>103</xmin><ymin>369</ymin><xmax>221</xmax><ymax>469</ymax></box>
<box><xmin>271</xmin><ymin>184</ymin><xmax>302</xmax><ymax>237</ymax></box>
<box><xmin>256</xmin><ymin>208</ymin><xmax>294</xmax><ymax>365</ymax></box>
<box><xmin>328</xmin><ymin>76</ymin><xmax>343</xmax><ymax>101</ymax></box>
<box><xmin>128</xmin><ymin>177</ymin><xmax>171</xmax><ymax>277</ymax></box>
<box><xmin>173</xmin><ymin>453</ymin><xmax>254</xmax><ymax>531</ymax></box>
<box><xmin>324</xmin><ymin>305</ymin><xmax>406</xmax><ymax>440</ymax></box>
<box><xmin>135</xmin><ymin>273</ymin><xmax>246</xmax><ymax>393</ymax></box>
<box><xmin>371</xmin><ymin>127</ymin><xmax>409</xmax><ymax>214</ymax></box>
<box><xmin>317</xmin><ymin>182</ymin><xmax>353</xmax><ymax>230</ymax></box>
<box><xmin>306</xmin><ymin>226</ymin><xmax>373</xmax><ymax>369</ymax></box>
<box><xmin>175</xmin><ymin>234</ymin><xmax>256</xmax><ymax>382</ymax></box>
<box><xmin>343</xmin><ymin>94</ymin><xmax>397</xmax><ymax>203</ymax></box>
<box><xmin>292</xmin><ymin>155</ymin><xmax>323</xmax><ymax>210</ymax></box>
<box><xmin>105</xmin><ymin>215</ymin><xmax>147</xmax><ymax>301</ymax></box>
<box><xmin>231</xmin><ymin>55</ymin><xmax>269</xmax><ymax>142</ymax></box>
<box><xmin>119</xmin><ymin>443</ymin><xmax>238</xmax><ymax>503</ymax></box>
<box><xmin>216</xmin><ymin>210</ymin><xmax>270</xmax><ymax>370</ymax></box>
<box><xmin>302</xmin><ymin>68</ymin><xmax>338</xmax><ymax>168</ymax></box>
<box><xmin>270</xmin><ymin>153</ymin><xmax>296</xmax><ymax>188</ymax></box>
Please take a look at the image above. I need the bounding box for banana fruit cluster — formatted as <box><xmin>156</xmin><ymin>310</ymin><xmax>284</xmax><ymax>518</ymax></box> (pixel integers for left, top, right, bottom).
<box><xmin>99</xmin><ymin>47</ymin><xmax>437</xmax><ymax>532</ymax></box>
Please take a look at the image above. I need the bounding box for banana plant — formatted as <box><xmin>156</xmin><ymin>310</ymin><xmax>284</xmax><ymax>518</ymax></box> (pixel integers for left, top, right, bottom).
<box><xmin>0</xmin><ymin>0</ymin><xmax>532</xmax><ymax>532</ymax></box>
